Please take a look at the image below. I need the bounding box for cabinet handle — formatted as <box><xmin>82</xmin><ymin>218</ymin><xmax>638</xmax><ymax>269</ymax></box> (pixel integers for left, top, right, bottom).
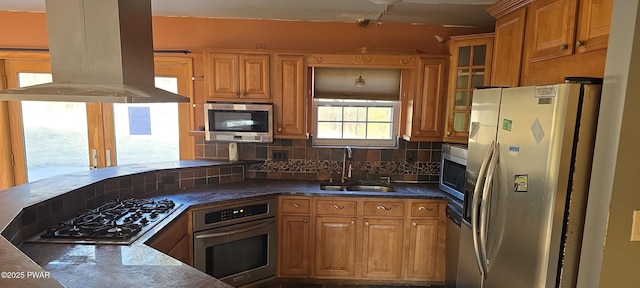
<box><xmin>418</xmin><ymin>206</ymin><xmax>434</xmax><ymax>211</ymax></box>
<box><xmin>351</xmin><ymin>220</ymin><xmax>355</xmax><ymax>224</ymax></box>
<box><xmin>376</xmin><ymin>205</ymin><xmax>391</xmax><ymax>211</ymax></box>
<box><xmin>447</xmin><ymin>131</ymin><xmax>452</xmax><ymax>136</ymax></box>
<box><xmin>412</xmin><ymin>222</ymin><xmax>417</xmax><ymax>227</ymax></box>
<box><xmin>331</xmin><ymin>204</ymin><xmax>344</xmax><ymax>209</ymax></box>
<box><xmin>365</xmin><ymin>221</ymin><xmax>370</xmax><ymax>226</ymax></box>
<box><xmin>576</xmin><ymin>40</ymin><xmax>585</xmax><ymax>47</ymax></box>
<box><xmin>560</xmin><ymin>43</ymin><xmax>569</xmax><ymax>50</ymax></box>
<box><xmin>289</xmin><ymin>203</ymin><xmax>301</xmax><ymax>208</ymax></box>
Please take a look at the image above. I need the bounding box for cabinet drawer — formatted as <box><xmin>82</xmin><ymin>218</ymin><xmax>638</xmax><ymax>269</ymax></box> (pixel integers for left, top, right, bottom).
<box><xmin>281</xmin><ymin>197</ymin><xmax>310</xmax><ymax>214</ymax></box>
<box><xmin>363</xmin><ymin>201</ymin><xmax>405</xmax><ymax>217</ymax></box>
<box><xmin>410</xmin><ymin>202</ymin><xmax>439</xmax><ymax>218</ymax></box>
<box><xmin>316</xmin><ymin>199</ymin><xmax>357</xmax><ymax>216</ymax></box>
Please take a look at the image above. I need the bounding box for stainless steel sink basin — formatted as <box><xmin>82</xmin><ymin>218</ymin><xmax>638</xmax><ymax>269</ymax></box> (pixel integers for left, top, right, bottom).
<box><xmin>319</xmin><ymin>184</ymin><xmax>345</xmax><ymax>191</ymax></box>
<box><xmin>345</xmin><ymin>185</ymin><xmax>396</xmax><ymax>192</ymax></box>
<box><xmin>319</xmin><ymin>182</ymin><xmax>395</xmax><ymax>192</ymax></box>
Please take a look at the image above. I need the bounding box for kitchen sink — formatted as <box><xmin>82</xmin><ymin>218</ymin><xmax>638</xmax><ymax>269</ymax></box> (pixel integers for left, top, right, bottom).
<box><xmin>319</xmin><ymin>182</ymin><xmax>396</xmax><ymax>192</ymax></box>
<box><xmin>319</xmin><ymin>184</ymin><xmax>345</xmax><ymax>191</ymax></box>
<box><xmin>345</xmin><ymin>184</ymin><xmax>395</xmax><ymax>192</ymax></box>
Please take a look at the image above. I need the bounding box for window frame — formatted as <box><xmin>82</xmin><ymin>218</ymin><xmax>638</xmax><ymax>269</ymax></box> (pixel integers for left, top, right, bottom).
<box><xmin>311</xmin><ymin>98</ymin><xmax>399</xmax><ymax>148</ymax></box>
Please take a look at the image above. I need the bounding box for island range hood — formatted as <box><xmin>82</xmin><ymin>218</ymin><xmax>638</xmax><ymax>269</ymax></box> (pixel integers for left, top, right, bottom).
<box><xmin>0</xmin><ymin>0</ymin><xmax>190</xmax><ymax>103</ymax></box>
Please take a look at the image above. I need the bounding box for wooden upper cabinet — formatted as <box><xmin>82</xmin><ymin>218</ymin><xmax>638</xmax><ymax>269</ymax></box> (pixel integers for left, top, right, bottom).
<box><xmin>444</xmin><ymin>34</ymin><xmax>493</xmax><ymax>143</ymax></box>
<box><xmin>575</xmin><ymin>0</ymin><xmax>613</xmax><ymax>53</ymax></box>
<box><xmin>403</xmin><ymin>57</ymin><xmax>447</xmax><ymax>142</ymax></box>
<box><xmin>273</xmin><ymin>54</ymin><xmax>307</xmax><ymax>139</ymax></box>
<box><xmin>206</xmin><ymin>52</ymin><xmax>270</xmax><ymax>101</ymax></box>
<box><xmin>527</xmin><ymin>0</ymin><xmax>579</xmax><ymax>62</ymax></box>
<box><xmin>491</xmin><ymin>8</ymin><xmax>526</xmax><ymax>87</ymax></box>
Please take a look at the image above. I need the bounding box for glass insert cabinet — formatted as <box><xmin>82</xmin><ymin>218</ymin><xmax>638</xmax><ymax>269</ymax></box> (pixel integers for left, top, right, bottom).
<box><xmin>444</xmin><ymin>33</ymin><xmax>494</xmax><ymax>143</ymax></box>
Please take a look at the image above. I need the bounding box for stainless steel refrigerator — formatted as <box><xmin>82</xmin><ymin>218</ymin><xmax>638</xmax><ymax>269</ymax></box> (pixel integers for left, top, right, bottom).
<box><xmin>456</xmin><ymin>82</ymin><xmax>602</xmax><ymax>288</ymax></box>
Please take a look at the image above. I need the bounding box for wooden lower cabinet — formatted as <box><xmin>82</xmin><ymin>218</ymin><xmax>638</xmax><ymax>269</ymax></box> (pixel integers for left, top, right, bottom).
<box><xmin>276</xmin><ymin>196</ymin><xmax>446</xmax><ymax>283</ymax></box>
<box><xmin>362</xmin><ymin>218</ymin><xmax>404</xmax><ymax>279</ymax></box>
<box><xmin>278</xmin><ymin>196</ymin><xmax>312</xmax><ymax>277</ymax></box>
<box><xmin>146</xmin><ymin>212</ymin><xmax>190</xmax><ymax>265</ymax></box>
<box><xmin>406</xmin><ymin>219</ymin><xmax>439</xmax><ymax>280</ymax></box>
<box><xmin>279</xmin><ymin>215</ymin><xmax>310</xmax><ymax>277</ymax></box>
<box><xmin>314</xmin><ymin>216</ymin><xmax>357</xmax><ymax>278</ymax></box>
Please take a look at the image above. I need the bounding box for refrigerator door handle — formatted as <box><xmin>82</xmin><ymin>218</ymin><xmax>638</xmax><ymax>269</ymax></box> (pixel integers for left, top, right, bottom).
<box><xmin>471</xmin><ymin>140</ymin><xmax>495</xmax><ymax>277</ymax></box>
<box><xmin>479</xmin><ymin>142</ymin><xmax>500</xmax><ymax>278</ymax></box>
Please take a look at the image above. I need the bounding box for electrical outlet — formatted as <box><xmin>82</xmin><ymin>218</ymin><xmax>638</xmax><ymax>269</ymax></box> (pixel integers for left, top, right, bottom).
<box><xmin>631</xmin><ymin>210</ymin><xmax>640</xmax><ymax>241</ymax></box>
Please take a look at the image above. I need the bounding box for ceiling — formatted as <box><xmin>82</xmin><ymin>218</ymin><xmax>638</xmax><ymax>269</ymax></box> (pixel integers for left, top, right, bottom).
<box><xmin>0</xmin><ymin>0</ymin><xmax>497</xmax><ymax>28</ymax></box>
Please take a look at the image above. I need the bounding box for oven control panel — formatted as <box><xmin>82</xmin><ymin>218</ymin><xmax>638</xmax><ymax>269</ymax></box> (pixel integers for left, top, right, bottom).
<box><xmin>205</xmin><ymin>203</ymin><xmax>269</xmax><ymax>224</ymax></box>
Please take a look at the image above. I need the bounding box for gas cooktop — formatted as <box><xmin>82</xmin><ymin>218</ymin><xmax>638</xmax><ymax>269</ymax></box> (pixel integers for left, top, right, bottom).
<box><xmin>31</xmin><ymin>198</ymin><xmax>181</xmax><ymax>245</ymax></box>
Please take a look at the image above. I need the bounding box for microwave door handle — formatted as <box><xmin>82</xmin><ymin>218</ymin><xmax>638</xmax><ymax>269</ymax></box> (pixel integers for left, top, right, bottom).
<box><xmin>471</xmin><ymin>140</ymin><xmax>495</xmax><ymax>276</ymax></box>
<box><xmin>479</xmin><ymin>142</ymin><xmax>500</xmax><ymax>278</ymax></box>
<box><xmin>195</xmin><ymin>219</ymin><xmax>275</xmax><ymax>239</ymax></box>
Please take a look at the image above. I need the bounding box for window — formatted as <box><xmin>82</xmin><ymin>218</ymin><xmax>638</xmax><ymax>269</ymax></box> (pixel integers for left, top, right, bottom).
<box><xmin>313</xmin><ymin>99</ymin><xmax>399</xmax><ymax>147</ymax></box>
<box><xmin>312</xmin><ymin>67</ymin><xmax>401</xmax><ymax>148</ymax></box>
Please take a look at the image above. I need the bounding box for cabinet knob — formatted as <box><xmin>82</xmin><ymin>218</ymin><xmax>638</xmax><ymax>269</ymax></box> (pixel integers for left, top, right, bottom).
<box><xmin>412</xmin><ymin>222</ymin><xmax>417</xmax><ymax>227</ymax></box>
<box><xmin>365</xmin><ymin>221</ymin><xmax>370</xmax><ymax>226</ymax></box>
<box><xmin>376</xmin><ymin>205</ymin><xmax>391</xmax><ymax>211</ymax></box>
<box><xmin>576</xmin><ymin>40</ymin><xmax>585</xmax><ymax>47</ymax></box>
<box><xmin>351</xmin><ymin>220</ymin><xmax>355</xmax><ymax>224</ymax></box>
<box><xmin>277</xmin><ymin>127</ymin><xmax>282</xmax><ymax>132</ymax></box>
<box><xmin>446</xmin><ymin>131</ymin><xmax>452</xmax><ymax>136</ymax></box>
<box><xmin>303</xmin><ymin>218</ymin><xmax>308</xmax><ymax>223</ymax></box>
<box><xmin>418</xmin><ymin>206</ymin><xmax>434</xmax><ymax>211</ymax></box>
<box><xmin>289</xmin><ymin>203</ymin><xmax>301</xmax><ymax>208</ymax></box>
<box><xmin>560</xmin><ymin>43</ymin><xmax>569</xmax><ymax>50</ymax></box>
<box><xmin>331</xmin><ymin>204</ymin><xmax>344</xmax><ymax>210</ymax></box>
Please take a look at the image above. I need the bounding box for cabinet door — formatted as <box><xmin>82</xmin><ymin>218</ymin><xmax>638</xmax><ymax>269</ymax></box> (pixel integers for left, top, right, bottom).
<box><xmin>279</xmin><ymin>215</ymin><xmax>310</xmax><ymax>277</ymax></box>
<box><xmin>239</xmin><ymin>54</ymin><xmax>270</xmax><ymax>100</ymax></box>
<box><xmin>406</xmin><ymin>219</ymin><xmax>439</xmax><ymax>280</ymax></box>
<box><xmin>314</xmin><ymin>216</ymin><xmax>357</xmax><ymax>278</ymax></box>
<box><xmin>362</xmin><ymin>218</ymin><xmax>404</xmax><ymax>279</ymax></box>
<box><xmin>445</xmin><ymin>36</ymin><xmax>493</xmax><ymax>143</ymax></box>
<box><xmin>527</xmin><ymin>0</ymin><xmax>579</xmax><ymax>61</ymax></box>
<box><xmin>491</xmin><ymin>8</ymin><xmax>526</xmax><ymax>87</ymax></box>
<box><xmin>207</xmin><ymin>53</ymin><xmax>239</xmax><ymax>99</ymax></box>
<box><xmin>575</xmin><ymin>0</ymin><xmax>612</xmax><ymax>53</ymax></box>
<box><xmin>403</xmin><ymin>58</ymin><xmax>447</xmax><ymax>142</ymax></box>
<box><xmin>273</xmin><ymin>54</ymin><xmax>307</xmax><ymax>139</ymax></box>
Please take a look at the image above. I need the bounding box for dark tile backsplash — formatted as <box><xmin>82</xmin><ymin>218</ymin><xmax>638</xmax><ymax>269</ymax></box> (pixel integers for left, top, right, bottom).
<box><xmin>195</xmin><ymin>137</ymin><xmax>442</xmax><ymax>183</ymax></box>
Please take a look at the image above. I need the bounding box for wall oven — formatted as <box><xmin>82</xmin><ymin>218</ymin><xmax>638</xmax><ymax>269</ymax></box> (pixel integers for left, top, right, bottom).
<box><xmin>439</xmin><ymin>143</ymin><xmax>467</xmax><ymax>201</ymax></box>
<box><xmin>193</xmin><ymin>198</ymin><xmax>277</xmax><ymax>287</ymax></box>
<box><xmin>204</xmin><ymin>102</ymin><xmax>273</xmax><ymax>143</ymax></box>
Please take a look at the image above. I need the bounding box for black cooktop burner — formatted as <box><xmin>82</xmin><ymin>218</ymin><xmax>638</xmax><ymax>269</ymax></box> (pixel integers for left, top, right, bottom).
<box><xmin>34</xmin><ymin>198</ymin><xmax>180</xmax><ymax>245</ymax></box>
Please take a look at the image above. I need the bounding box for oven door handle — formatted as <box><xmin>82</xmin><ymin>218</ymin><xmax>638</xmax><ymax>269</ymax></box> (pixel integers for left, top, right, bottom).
<box><xmin>195</xmin><ymin>219</ymin><xmax>276</xmax><ymax>239</ymax></box>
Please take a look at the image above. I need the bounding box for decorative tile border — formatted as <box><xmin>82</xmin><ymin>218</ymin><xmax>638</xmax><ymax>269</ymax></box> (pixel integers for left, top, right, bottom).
<box><xmin>195</xmin><ymin>137</ymin><xmax>444</xmax><ymax>182</ymax></box>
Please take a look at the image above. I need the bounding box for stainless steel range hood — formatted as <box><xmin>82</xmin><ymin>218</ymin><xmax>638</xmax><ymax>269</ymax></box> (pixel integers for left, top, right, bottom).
<box><xmin>0</xmin><ymin>0</ymin><xmax>190</xmax><ymax>103</ymax></box>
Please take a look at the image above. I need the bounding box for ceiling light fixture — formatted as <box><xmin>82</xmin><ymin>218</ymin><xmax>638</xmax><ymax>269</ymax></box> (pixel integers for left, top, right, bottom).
<box><xmin>368</xmin><ymin>0</ymin><xmax>402</xmax><ymax>5</ymax></box>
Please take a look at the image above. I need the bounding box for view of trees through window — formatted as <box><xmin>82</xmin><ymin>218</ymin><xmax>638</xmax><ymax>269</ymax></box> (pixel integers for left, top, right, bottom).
<box><xmin>313</xmin><ymin>99</ymin><xmax>399</xmax><ymax>147</ymax></box>
<box><xmin>317</xmin><ymin>104</ymin><xmax>393</xmax><ymax>140</ymax></box>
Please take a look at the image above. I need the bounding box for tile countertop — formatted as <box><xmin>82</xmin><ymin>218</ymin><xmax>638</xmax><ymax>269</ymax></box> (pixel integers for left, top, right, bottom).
<box><xmin>0</xmin><ymin>161</ymin><xmax>450</xmax><ymax>288</ymax></box>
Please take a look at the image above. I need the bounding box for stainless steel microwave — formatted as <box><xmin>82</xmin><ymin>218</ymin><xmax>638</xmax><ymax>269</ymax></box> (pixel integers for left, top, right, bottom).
<box><xmin>439</xmin><ymin>143</ymin><xmax>467</xmax><ymax>201</ymax></box>
<box><xmin>204</xmin><ymin>103</ymin><xmax>273</xmax><ymax>143</ymax></box>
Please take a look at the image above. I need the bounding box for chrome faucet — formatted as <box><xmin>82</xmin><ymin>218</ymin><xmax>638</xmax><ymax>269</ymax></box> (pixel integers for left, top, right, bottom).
<box><xmin>341</xmin><ymin>146</ymin><xmax>353</xmax><ymax>183</ymax></box>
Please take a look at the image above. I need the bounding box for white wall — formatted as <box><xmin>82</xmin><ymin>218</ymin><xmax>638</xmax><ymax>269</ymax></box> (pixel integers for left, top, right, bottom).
<box><xmin>578</xmin><ymin>1</ymin><xmax>640</xmax><ymax>287</ymax></box>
